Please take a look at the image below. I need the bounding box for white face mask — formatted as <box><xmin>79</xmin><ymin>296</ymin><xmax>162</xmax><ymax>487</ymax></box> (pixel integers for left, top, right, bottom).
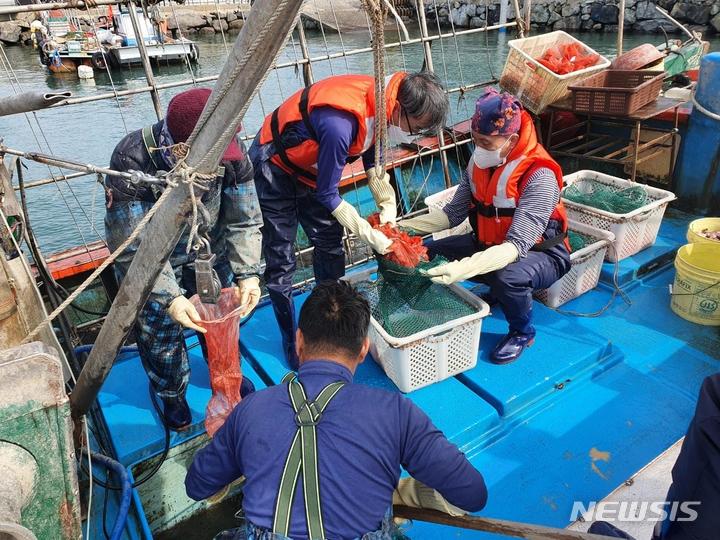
<box><xmin>387</xmin><ymin>124</ymin><xmax>415</xmax><ymax>146</ymax></box>
<box><xmin>472</xmin><ymin>137</ymin><xmax>511</xmax><ymax>169</ymax></box>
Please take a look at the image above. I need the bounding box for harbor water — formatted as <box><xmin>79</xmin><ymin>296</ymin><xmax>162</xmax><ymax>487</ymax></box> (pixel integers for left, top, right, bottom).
<box><xmin>0</xmin><ymin>29</ymin><xmax>718</xmax><ymax>253</ymax></box>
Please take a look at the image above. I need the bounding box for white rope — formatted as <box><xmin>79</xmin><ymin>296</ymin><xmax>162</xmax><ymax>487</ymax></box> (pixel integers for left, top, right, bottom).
<box><xmin>0</xmin><ymin>203</ymin><xmax>79</xmax><ymax>382</ymax></box>
<box><xmin>22</xmin><ymin>184</ymin><xmax>174</xmax><ymax>343</ymax></box>
<box><xmin>237</xmin><ymin>7</ymin><xmax>269</xmax><ymax>119</ymax></box>
<box><xmin>429</xmin><ymin>1</ymin><xmax>465</xmax><ymax>168</ymax></box>
<box><xmin>166</xmin><ymin>0</ymin><xmax>199</xmax><ymax>86</ymax></box>
<box><xmin>22</xmin><ymin>142</ymin><xmax>221</xmax><ymax>343</ymax></box>
<box><xmin>382</xmin><ymin>0</ymin><xmax>409</xmax><ymax>41</ymax></box>
<box><xmin>89</xmin><ymin>173</ymin><xmax>102</xmax><ymax>233</ymax></box>
<box><xmin>444</xmin><ymin>0</ymin><xmax>471</xmax><ymax>119</ymax></box>
<box><xmin>83</xmin><ymin>4</ymin><xmax>130</xmax><ymax>134</ymax></box>
<box><xmin>312</xmin><ymin>0</ymin><xmax>336</xmax><ymax>76</ymax></box>
<box><xmin>692</xmin><ymin>89</ymin><xmax>720</xmax><ymax>122</ymax></box>
<box><xmin>0</xmin><ymin>44</ymin><xmax>105</xmax><ymax>253</ymax></box>
<box><xmin>186</xmin><ymin>0</ymin><xmax>298</xmax><ymax>170</ymax></box>
<box><xmin>214</xmin><ymin>0</ymin><xmax>230</xmax><ymax>54</ymax></box>
<box><xmin>327</xmin><ymin>0</ymin><xmax>351</xmax><ymax>73</ymax></box>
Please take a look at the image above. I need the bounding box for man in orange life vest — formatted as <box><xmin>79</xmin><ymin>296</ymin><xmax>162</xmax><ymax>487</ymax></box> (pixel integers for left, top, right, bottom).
<box><xmin>249</xmin><ymin>72</ymin><xmax>449</xmax><ymax>369</ymax></box>
<box><xmin>400</xmin><ymin>88</ymin><xmax>571</xmax><ymax>364</ymax></box>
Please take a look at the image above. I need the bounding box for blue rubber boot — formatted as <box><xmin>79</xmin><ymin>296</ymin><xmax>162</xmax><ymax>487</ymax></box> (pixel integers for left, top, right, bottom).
<box><xmin>490</xmin><ymin>332</ymin><xmax>535</xmax><ymax>365</ymax></box>
<box><xmin>240</xmin><ymin>376</ymin><xmax>256</xmax><ymax>398</ymax></box>
<box><xmin>161</xmin><ymin>396</ymin><xmax>192</xmax><ymax>431</ymax></box>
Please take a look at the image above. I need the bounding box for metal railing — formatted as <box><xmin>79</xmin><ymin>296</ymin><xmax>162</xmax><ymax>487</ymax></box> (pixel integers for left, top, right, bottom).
<box><xmin>0</xmin><ymin>0</ymin><xmax>516</xmax><ymax>298</ymax></box>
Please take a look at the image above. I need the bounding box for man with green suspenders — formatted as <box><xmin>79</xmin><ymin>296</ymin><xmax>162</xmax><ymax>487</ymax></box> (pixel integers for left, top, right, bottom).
<box><xmin>185</xmin><ymin>281</ymin><xmax>488</xmax><ymax>539</ymax></box>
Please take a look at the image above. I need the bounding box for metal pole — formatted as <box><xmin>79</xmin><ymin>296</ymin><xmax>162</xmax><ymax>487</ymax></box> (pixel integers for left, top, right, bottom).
<box><xmin>14</xmin><ymin>171</ymin><xmax>88</xmax><ymax>191</ymax></box>
<box><xmin>295</xmin><ymin>21</ymin><xmax>314</xmax><ymax>86</ymax></box>
<box><xmin>416</xmin><ymin>0</ymin><xmax>452</xmax><ymax>189</ymax></box>
<box><xmin>0</xmin><ymin>0</ymin><xmax>121</xmax><ymax>15</ymax></box>
<box><xmin>511</xmin><ymin>0</ymin><xmax>524</xmax><ymax>37</ymax></box>
<box><xmin>617</xmin><ymin>0</ymin><xmax>625</xmax><ymax>56</ymax></box>
<box><xmin>524</xmin><ymin>0</ymin><xmax>532</xmax><ymax>36</ymax></box>
<box><xmin>2</xmin><ymin>20</ymin><xmax>515</xmax><ymax>114</ymax></box>
<box><xmin>499</xmin><ymin>0</ymin><xmax>508</xmax><ymax>33</ymax></box>
<box><xmin>126</xmin><ymin>0</ymin><xmax>163</xmax><ymax>120</ymax></box>
<box><xmin>68</xmin><ymin>0</ymin><xmax>305</xmax><ymax>421</ymax></box>
<box><xmin>394</xmin><ymin>506</ymin><xmax>613</xmax><ymax>540</ymax></box>
<box><xmin>0</xmin><ymin>145</ymin><xmax>132</xmax><ymax>180</ymax></box>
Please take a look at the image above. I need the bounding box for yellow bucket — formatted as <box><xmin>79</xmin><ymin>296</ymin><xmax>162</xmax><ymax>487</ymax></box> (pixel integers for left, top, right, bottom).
<box><xmin>671</xmin><ymin>243</ymin><xmax>720</xmax><ymax>326</ymax></box>
<box><xmin>686</xmin><ymin>217</ymin><xmax>720</xmax><ymax>245</ymax></box>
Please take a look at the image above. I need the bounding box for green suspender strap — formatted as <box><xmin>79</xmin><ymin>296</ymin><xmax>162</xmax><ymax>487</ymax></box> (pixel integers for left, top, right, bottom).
<box><xmin>141</xmin><ymin>126</ymin><xmax>166</xmax><ymax>171</ymax></box>
<box><xmin>273</xmin><ymin>372</ymin><xmax>345</xmax><ymax>540</ymax></box>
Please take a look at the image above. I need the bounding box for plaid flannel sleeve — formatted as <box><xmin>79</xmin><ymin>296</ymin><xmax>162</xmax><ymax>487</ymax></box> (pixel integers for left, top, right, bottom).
<box><xmin>105</xmin><ymin>199</ymin><xmax>183</xmax><ymax>305</ymax></box>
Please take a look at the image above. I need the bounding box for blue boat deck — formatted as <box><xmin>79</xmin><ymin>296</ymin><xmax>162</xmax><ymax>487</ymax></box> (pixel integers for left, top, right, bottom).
<box><xmin>92</xmin><ymin>209</ymin><xmax>719</xmax><ymax>539</ymax></box>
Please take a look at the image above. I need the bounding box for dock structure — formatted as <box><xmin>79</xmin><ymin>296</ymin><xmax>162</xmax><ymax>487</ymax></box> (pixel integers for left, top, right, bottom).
<box><xmin>301</xmin><ymin>0</ymin><xmax>417</xmax><ymax>32</ymax></box>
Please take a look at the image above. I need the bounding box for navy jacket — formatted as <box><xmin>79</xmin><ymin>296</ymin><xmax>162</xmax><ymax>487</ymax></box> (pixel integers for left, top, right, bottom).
<box><xmin>661</xmin><ymin>374</ymin><xmax>720</xmax><ymax>540</ymax></box>
<box><xmin>185</xmin><ymin>360</ymin><xmax>487</xmax><ymax>539</ymax></box>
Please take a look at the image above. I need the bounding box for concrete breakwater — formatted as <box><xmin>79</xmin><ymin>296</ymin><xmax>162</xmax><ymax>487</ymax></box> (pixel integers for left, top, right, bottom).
<box><xmin>424</xmin><ymin>0</ymin><xmax>720</xmax><ymax>35</ymax></box>
<box><xmin>1</xmin><ymin>0</ymin><xmax>719</xmax><ymax>46</ymax></box>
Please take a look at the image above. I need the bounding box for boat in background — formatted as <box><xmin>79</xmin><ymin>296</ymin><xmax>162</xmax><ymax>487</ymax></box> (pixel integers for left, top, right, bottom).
<box><xmin>35</xmin><ymin>4</ymin><xmax>198</xmax><ymax>74</ymax></box>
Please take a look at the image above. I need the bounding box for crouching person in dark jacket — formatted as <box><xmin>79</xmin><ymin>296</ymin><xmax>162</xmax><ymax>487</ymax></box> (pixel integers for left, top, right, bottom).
<box><xmin>185</xmin><ymin>281</ymin><xmax>488</xmax><ymax>540</ymax></box>
<box><xmin>104</xmin><ymin>87</ymin><xmax>263</xmax><ymax>431</ymax></box>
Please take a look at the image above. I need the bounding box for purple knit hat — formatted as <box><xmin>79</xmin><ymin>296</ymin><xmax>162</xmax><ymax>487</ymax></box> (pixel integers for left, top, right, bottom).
<box><xmin>471</xmin><ymin>88</ymin><xmax>523</xmax><ymax>137</ymax></box>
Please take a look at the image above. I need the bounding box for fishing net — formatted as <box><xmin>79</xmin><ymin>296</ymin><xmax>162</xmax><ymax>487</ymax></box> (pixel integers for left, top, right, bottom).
<box><xmin>356</xmin><ymin>257</ymin><xmax>477</xmax><ymax>338</ymax></box>
<box><xmin>563</xmin><ymin>179</ymin><xmax>648</xmax><ymax>214</ymax></box>
<box><xmin>568</xmin><ymin>230</ymin><xmax>593</xmax><ymax>251</ymax></box>
<box><xmin>357</xmin><ymin>215</ymin><xmax>477</xmax><ymax>338</ymax></box>
<box><xmin>191</xmin><ymin>288</ymin><xmax>245</xmax><ymax>437</ymax></box>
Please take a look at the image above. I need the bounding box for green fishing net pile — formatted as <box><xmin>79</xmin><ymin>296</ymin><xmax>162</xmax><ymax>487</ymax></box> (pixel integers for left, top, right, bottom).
<box><xmin>356</xmin><ymin>257</ymin><xmax>477</xmax><ymax>339</ymax></box>
<box><xmin>564</xmin><ymin>180</ymin><xmax>649</xmax><ymax>214</ymax></box>
<box><xmin>568</xmin><ymin>230</ymin><xmax>594</xmax><ymax>251</ymax></box>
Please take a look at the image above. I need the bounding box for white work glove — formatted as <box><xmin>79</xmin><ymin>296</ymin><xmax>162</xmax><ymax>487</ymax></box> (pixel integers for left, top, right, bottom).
<box><xmin>398</xmin><ymin>208</ymin><xmax>450</xmax><ymax>235</ymax></box>
<box><xmin>392</xmin><ymin>477</ymin><xmax>466</xmax><ymax>517</ymax></box>
<box><xmin>235</xmin><ymin>276</ymin><xmax>261</xmax><ymax>318</ymax></box>
<box><xmin>331</xmin><ymin>200</ymin><xmax>393</xmax><ymax>255</ymax></box>
<box><xmin>168</xmin><ymin>295</ymin><xmax>206</xmax><ymax>334</ymax></box>
<box><xmin>366</xmin><ymin>168</ymin><xmax>397</xmax><ymax>225</ymax></box>
<box><xmin>425</xmin><ymin>242</ymin><xmax>519</xmax><ymax>285</ymax></box>
<box><xmin>207</xmin><ymin>476</ymin><xmax>246</xmax><ymax>506</ymax></box>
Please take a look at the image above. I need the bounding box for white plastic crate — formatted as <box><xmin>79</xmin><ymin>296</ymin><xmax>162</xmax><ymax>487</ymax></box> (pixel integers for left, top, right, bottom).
<box><xmin>424</xmin><ymin>186</ymin><xmax>472</xmax><ymax>240</ymax></box>
<box><xmin>534</xmin><ymin>220</ymin><xmax>615</xmax><ymax>308</ymax></box>
<box><xmin>499</xmin><ymin>31</ymin><xmax>610</xmax><ymax>114</ymax></box>
<box><xmin>562</xmin><ymin>171</ymin><xmax>676</xmax><ymax>262</ymax></box>
<box><xmin>345</xmin><ymin>268</ymin><xmax>490</xmax><ymax>393</ymax></box>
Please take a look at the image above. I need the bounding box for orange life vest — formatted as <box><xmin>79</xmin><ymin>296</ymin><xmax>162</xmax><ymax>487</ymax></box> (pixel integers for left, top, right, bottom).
<box><xmin>469</xmin><ymin>111</ymin><xmax>571</xmax><ymax>252</ymax></box>
<box><xmin>258</xmin><ymin>72</ymin><xmax>407</xmax><ymax>188</ymax></box>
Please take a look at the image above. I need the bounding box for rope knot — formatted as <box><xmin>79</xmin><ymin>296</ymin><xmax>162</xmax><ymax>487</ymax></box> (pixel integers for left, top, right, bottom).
<box><xmin>171</xmin><ymin>142</ymin><xmax>190</xmax><ymax>161</ymax></box>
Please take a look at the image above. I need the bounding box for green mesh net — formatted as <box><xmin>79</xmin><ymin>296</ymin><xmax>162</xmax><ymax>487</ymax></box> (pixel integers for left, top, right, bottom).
<box><xmin>568</xmin><ymin>230</ymin><xmax>594</xmax><ymax>251</ymax></box>
<box><xmin>564</xmin><ymin>180</ymin><xmax>648</xmax><ymax>214</ymax></box>
<box><xmin>355</xmin><ymin>257</ymin><xmax>477</xmax><ymax>339</ymax></box>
